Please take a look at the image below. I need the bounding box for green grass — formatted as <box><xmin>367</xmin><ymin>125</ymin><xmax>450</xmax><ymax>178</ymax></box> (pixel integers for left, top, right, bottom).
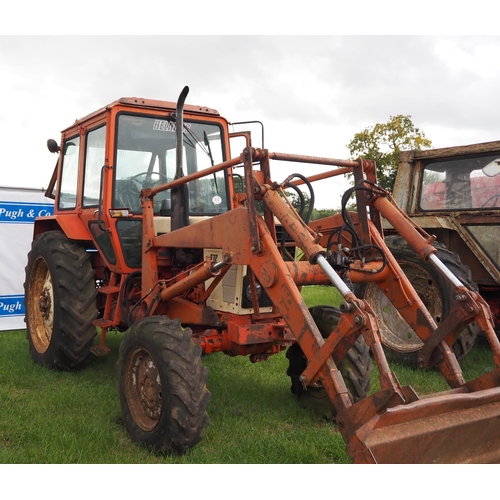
<box><xmin>0</xmin><ymin>327</ymin><xmax>348</xmax><ymax>464</ymax></box>
<box><xmin>0</xmin><ymin>286</ymin><xmax>497</xmax><ymax>464</ymax></box>
<box><xmin>300</xmin><ymin>285</ymin><xmax>343</xmax><ymax>308</ymax></box>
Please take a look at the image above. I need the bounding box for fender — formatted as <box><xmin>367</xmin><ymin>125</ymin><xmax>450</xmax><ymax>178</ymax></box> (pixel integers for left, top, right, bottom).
<box><xmin>33</xmin><ymin>214</ymin><xmax>92</xmax><ymax>241</ymax></box>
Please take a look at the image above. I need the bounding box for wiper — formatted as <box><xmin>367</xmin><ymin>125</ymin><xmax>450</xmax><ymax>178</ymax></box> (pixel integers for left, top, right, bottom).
<box><xmin>175</xmin><ymin>119</ymin><xmax>221</xmax><ymax>197</ymax></box>
<box><xmin>203</xmin><ymin>131</ymin><xmax>215</xmax><ymax>167</ymax></box>
<box><xmin>204</xmin><ymin>131</ymin><xmax>218</xmax><ymax>194</ymax></box>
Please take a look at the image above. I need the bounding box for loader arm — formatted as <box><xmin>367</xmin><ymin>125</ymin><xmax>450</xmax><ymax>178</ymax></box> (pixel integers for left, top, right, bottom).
<box><xmin>141</xmin><ymin>147</ymin><xmax>500</xmax><ymax>463</ymax></box>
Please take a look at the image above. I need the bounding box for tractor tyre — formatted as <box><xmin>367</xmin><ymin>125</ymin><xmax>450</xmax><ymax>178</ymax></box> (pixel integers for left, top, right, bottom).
<box><xmin>24</xmin><ymin>231</ymin><xmax>98</xmax><ymax>370</ymax></box>
<box><xmin>286</xmin><ymin>305</ymin><xmax>372</xmax><ymax>419</ymax></box>
<box><xmin>117</xmin><ymin>316</ymin><xmax>211</xmax><ymax>454</ymax></box>
<box><xmin>356</xmin><ymin>234</ymin><xmax>478</xmax><ymax>366</ymax></box>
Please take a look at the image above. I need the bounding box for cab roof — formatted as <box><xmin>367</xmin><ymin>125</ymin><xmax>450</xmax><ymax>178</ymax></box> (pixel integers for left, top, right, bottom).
<box><xmin>65</xmin><ymin>97</ymin><xmax>221</xmax><ymax>131</ymax></box>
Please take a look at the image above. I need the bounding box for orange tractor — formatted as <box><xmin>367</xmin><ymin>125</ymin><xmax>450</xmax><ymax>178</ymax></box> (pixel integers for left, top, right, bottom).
<box><xmin>25</xmin><ymin>87</ymin><xmax>500</xmax><ymax>463</ymax></box>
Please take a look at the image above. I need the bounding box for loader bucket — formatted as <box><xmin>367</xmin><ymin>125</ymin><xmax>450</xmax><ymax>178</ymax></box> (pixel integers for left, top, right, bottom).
<box><xmin>344</xmin><ymin>381</ymin><xmax>500</xmax><ymax>464</ymax></box>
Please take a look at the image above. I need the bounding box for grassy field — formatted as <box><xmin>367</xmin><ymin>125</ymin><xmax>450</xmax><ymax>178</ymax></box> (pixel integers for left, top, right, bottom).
<box><xmin>0</xmin><ymin>285</ymin><xmax>497</xmax><ymax>464</ymax></box>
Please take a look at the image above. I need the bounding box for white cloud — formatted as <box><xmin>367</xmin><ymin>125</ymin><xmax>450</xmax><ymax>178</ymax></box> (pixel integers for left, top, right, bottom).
<box><xmin>1</xmin><ymin>35</ymin><xmax>499</xmax><ymax>208</ymax></box>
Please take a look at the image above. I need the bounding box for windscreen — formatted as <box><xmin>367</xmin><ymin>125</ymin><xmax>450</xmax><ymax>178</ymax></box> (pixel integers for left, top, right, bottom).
<box><xmin>114</xmin><ymin>114</ymin><xmax>228</xmax><ymax>215</ymax></box>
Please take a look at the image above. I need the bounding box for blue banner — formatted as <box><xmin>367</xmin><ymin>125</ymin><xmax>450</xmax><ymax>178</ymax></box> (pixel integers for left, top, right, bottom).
<box><xmin>0</xmin><ymin>201</ymin><xmax>53</xmax><ymax>224</ymax></box>
<box><xmin>0</xmin><ymin>295</ymin><xmax>24</xmax><ymax>317</ymax></box>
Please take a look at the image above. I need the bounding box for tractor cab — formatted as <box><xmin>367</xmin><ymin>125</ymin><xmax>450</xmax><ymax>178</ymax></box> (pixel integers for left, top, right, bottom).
<box><xmin>44</xmin><ymin>97</ymin><xmax>235</xmax><ymax>274</ymax></box>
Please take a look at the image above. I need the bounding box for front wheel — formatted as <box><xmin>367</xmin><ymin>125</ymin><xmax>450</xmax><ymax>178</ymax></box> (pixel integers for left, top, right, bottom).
<box><xmin>117</xmin><ymin>316</ymin><xmax>211</xmax><ymax>454</ymax></box>
<box><xmin>286</xmin><ymin>305</ymin><xmax>372</xmax><ymax>418</ymax></box>
<box><xmin>356</xmin><ymin>235</ymin><xmax>478</xmax><ymax>366</ymax></box>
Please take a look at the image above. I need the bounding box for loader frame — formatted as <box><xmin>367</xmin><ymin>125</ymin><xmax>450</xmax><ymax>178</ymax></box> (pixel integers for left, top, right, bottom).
<box><xmin>135</xmin><ymin>144</ymin><xmax>500</xmax><ymax>463</ymax></box>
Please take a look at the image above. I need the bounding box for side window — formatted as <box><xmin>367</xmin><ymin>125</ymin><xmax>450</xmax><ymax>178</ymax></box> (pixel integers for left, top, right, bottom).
<box><xmin>420</xmin><ymin>168</ymin><xmax>446</xmax><ymax>210</ymax></box>
<box><xmin>83</xmin><ymin>125</ymin><xmax>106</xmax><ymax>207</ymax></box>
<box><xmin>58</xmin><ymin>136</ymin><xmax>80</xmax><ymax>210</ymax></box>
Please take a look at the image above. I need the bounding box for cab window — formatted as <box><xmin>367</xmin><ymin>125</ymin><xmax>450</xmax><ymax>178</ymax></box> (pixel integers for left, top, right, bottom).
<box><xmin>58</xmin><ymin>136</ymin><xmax>80</xmax><ymax>210</ymax></box>
<box><xmin>83</xmin><ymin>125</ymin><xmax>106</xmax><ymax>207</ymax></box>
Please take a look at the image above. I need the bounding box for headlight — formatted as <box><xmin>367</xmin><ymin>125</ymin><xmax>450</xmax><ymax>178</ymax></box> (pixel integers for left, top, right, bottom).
<box><xmin>245</xmin><ymin>282</ymin><xmax>262</xmax><ymax>302</ymax></box>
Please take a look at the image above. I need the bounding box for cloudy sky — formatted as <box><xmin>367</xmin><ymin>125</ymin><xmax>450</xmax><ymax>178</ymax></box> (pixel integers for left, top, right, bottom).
<box><xmin>1</xmin><ymin>35</ymin><xmax>499</xmax><ymax>209</ymax></box>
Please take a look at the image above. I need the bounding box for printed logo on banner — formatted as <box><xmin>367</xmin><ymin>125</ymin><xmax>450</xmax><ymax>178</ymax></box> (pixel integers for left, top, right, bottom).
<box><xmin>0</xmin><ymin>201</ymin><xmax>54</xmax><ymax>223</ymax></box>
<box><xmin>0</xmin><ymin>295</ymin><xmax>24</xmax><ymax>317</ymax></box>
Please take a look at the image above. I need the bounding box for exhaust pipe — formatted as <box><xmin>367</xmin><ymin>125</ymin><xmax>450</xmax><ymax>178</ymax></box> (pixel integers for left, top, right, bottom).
<box><xmin>171</xmin><ymin>85</ymin><xmax>190</xmax><ymax>231</ymax></box>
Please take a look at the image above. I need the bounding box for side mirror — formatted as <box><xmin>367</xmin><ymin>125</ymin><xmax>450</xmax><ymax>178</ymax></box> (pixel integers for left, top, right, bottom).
<box><xmin>47</xmin><ymin>139</ymin><xmax>60</xmax><ymax>153</ymax></box>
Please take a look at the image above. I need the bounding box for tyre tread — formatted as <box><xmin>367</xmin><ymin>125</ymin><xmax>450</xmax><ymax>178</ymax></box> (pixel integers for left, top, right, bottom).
<box><xmin>24</xmin><ymin>231</ymin><xmax>98</xmax><ymax>371</ymax></box>
<box><xmin>117</xmin><ymin>316</ymin><xmax>210</xmax><ymax>454</ymax></box>
<box><xmin>286</xmin><ymin>305</ymin><xmax>372</xmax><ymax>418</ymax></box>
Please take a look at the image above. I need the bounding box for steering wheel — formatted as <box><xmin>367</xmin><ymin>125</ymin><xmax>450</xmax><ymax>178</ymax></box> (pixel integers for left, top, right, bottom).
<box><xmin>480</xmin><ymin>193</ymin><xmax>500</xmax><ymax>208</ymax></box>
<box><xmin>128</xmin><ymin>172</ymin><xmax>169</xmax><ymax>195</ymax></box>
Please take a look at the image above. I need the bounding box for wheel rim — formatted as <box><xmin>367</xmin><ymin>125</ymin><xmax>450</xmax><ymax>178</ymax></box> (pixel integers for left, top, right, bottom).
<box><xmin>365</xmin><ymin>260</ymin><xmax>443</xmax><ymax>353</ymax></box>
<box><xmin>27</xmin><ymin>256</ymin><xmax>54</xmax><ymax>353</ymax></box>
<box><xmin>124</xmin><ymin>346</ymin><xmax>163</xmax><ymax>431</ymax></box>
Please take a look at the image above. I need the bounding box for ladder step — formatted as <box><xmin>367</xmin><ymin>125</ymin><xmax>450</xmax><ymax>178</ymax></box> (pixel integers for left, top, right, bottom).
<box><xmin>98</xmin><ymin>285</ymin><xmax>120</xmax><ymax>295</ymax></box>
<box><xmin>90</xmin><ymin>344</ymin><xmax>112</xmax><ymax>356</ymax></box>
<box><xmin>93</xmin><ymin>318</ymin><xmax>115</xmax><ymax>328</ymax></box>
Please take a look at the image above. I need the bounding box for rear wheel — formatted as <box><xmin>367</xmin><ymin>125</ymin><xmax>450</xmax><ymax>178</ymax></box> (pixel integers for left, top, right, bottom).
<box><xmin>24</xmin><ymin>231</ymin><xmax>98</xmax><ymax>370</ymax></box>
<box><xmin>357</xmin><ymin>235</ymin><xmax>478</xmax><ymax>366</ymax></box>
<box><xmin>286</xmin><ymin>305</ymin><xmax>372</xmax><ymax>418</ymax></box>
<box><xmin>117</xmin><ymin>316</ymin><xmax>211</xmax><ymax>454</ymax></box>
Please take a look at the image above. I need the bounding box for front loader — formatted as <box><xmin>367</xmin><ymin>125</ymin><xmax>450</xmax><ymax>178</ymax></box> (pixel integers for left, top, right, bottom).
<box><xmin>24</xmin><ymin>87</ymin><xmax>500</xmax><ymax>463</ymax></box>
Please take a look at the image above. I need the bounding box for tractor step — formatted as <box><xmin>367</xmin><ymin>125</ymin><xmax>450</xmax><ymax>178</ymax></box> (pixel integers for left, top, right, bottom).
<box><xmin>90</xmin><ymin>344</ymin><xmax>112</xmax><ymax>356</ymax></box>
<box><xmin>97</xmin><ymin>285</ymin><xmax>120</xmax><ymax>295</ymax></box>
<box><xmin>91</xmin><ymin>322</ymin><xmax>114</xmax><ymax>356</ymax></box>
<box><xmin>93</xmin><ymin>318</ymin><xmax>115</xmax><ymax>328</ymax></box>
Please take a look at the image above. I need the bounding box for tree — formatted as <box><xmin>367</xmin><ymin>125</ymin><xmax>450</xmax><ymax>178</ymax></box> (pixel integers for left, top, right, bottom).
<box><xmin>347</xmin><ymin>114</ymin><xmax>432</xmax><ymax>192</ymax></box>
<box><xmin>283</xmin><ymin>189</ymin><xmax>339</xmax><ymax>221</ymax></box>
